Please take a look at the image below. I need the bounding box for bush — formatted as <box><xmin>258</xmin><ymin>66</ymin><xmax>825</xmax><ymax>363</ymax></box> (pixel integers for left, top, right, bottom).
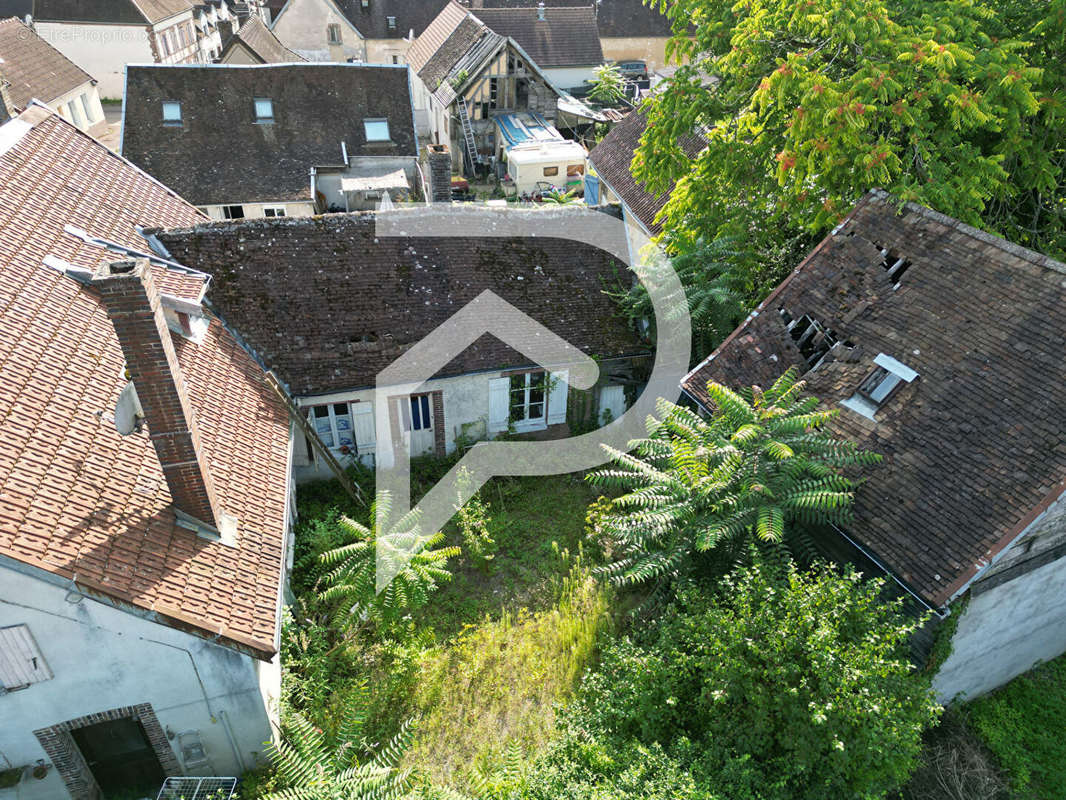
<box><xmin>965</xmin><ymin>655</ymin><xmax>1066</xmax><ymax>799</ymax></box>
<box><xmin>566</xmin><ymin>562</ymin><xmax>940</xmax><ymax>799</ymax></box>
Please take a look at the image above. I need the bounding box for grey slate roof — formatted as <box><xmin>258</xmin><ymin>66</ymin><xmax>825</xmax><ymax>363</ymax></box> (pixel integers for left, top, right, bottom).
<box><xmin>120</xmin><ymin>63</ymin><xmax>416</xmax><ymax>206</ymax></box>
<box><xmin>587</xmin><ymin>109</ymin><xmax>704</xmax><ymax>235</ymax></box>
<box><xmin>682</xmin><ymin>190</ymin><xmax>1066</xmax><ymax>607</ymax></box>
<box><xmin>471</xmin><ymin>6</ymin><xmax>602</xmax><ymax>67</ymax></box>
<box><xmin>154</xmin><ymin>210</ymin><xmax>646</xmax><ymax>395</ymax></box>
<box><xmin>219</xmin><ymin>14</ymin><xmax>304</xmax><ymax>62</ymax></box>
<box><xmin>0</xmin><ymin>16</ymin><xmax>93</xmax><ymax>110</ymax></box>
<box><xmin>472</xmin><ymin>0</ymin><xmax>674</xmax><ymax>38</ymax></box>
<box><xmin>335</xmin><ymin>0</ymin><xmax>449</xmax><ymax>40</ymax></box>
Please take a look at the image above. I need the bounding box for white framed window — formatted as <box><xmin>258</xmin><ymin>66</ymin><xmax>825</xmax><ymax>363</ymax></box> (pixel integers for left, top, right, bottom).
<box><xmin>0</xmin><ymin>625</ymin><xmax>53</xmax><ymax>692</ymax></box>
<box><xmin>254</xmin><ymin>97</ymin><xmax>274</xmax><ymax>123</ymax></box>
<box><xmin>489</xmin><ymin>370</ymin><xmax>567</xmax><ymax>432</ymax></box>
<box><xmin>327</xmin><ymin>23</ymin><xmax>342</xmax><ymax>44</ymax></box>
<box><xmin>364</xmin><ymin>118</ymin><xmax>390</xmax><ymax>141</ymax></box>
<box><xmin>510</xmin><ymin>371</ymin><xmax>546</xmax><ymax>425</ymax></box>
<box><xmin>263</xmin><ymin>206</ymin><xmax>286</xmax><ymax>217</ymax></box>
<box><xmin>162</xmin><ymin>100</ymin><xmax>182</xmax><ymax>125</ymax></box>
<box><xmin>308</xmin><ymin>402</ymin><xmax>375</xmax><ymax>454</ymax></box>
<box><xmin>67</xmin><ymin>100</ymin><xmax>84</xmax><ymax>128</ymax></box>
<box><xmin>79</xmin><ymin>93</ymin><xmax>94</xmax><ymax>124</ymax></box>
<box><xmin>404</xmin><ymin>394</ymin><xmax>432</xmax><ymax>431</ymax></box>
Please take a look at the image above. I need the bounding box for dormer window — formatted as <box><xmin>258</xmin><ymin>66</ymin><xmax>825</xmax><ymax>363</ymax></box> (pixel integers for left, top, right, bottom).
<box><xmin>364</xmin><ymin>118</ymin><xmax>390</xmax><ymax>141</ymax></box>
<box><xmin>254</xmin><ymin>97</ymin><xmax>274</xmax><ymax>123</ymax></box>
<box><xmin>162</xmin><ymin>100</ymin><xmax>182</xmax><ymax>126</ymax></box>
<box><xmin>841</xmin><ymin>353</ymin><xmax>919</xmax><ymax>419</ymax></box>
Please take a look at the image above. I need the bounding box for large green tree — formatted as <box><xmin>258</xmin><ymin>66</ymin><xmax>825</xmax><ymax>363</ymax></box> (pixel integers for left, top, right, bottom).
<box><xmin>588</xmin><ymin>369</ymin><xmax>879</xmax><ymax>592</ymax></box>
<box><xmin>638</xmin><ymin>0</ymin><xmax>1065</xmax><ymax>264</ymax></box>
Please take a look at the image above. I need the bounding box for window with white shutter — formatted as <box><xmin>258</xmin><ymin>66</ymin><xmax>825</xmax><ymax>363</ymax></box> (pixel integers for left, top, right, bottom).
<box><xmin>546</xmin><ymin>369</ymin><xmax>568</xmax><ymax>424</ymax></box>
<box><xmin>0</xmin><ymin>625</ymin><xmax>53</xmax><ymax>692</ymax></box>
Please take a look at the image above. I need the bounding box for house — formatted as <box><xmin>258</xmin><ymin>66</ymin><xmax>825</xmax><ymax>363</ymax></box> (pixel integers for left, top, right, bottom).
<box><xmin>495</xmin><ymin>111</ymin><xmax>586</xmax><ymax>195</ymax></box>
<box><xmin>0</xmin><ymin>105</ymin><xmax>293</xmax><ymax>799</ymax></box>
<box><xmin>585</xmin><ymin>108</ymin><xmax>704</xmax><ymax>237</ymax></box>
<box><xmin>151</xmin><ymin>208</ymin><xmax>648</xmax><ymax>478</ymax></box>
<box><xmin>29</xmin><ymin>0</ymin><xmax>205</xmax><ymax>97</ymax></box>
<box><xmin>120</xmin><ymin>63</ymin><xmax>419</xmax><ymax>219</ymax></box>
<box><xmin>472</xmin><ymin>0</ymin><xmax>677</xmax><ymax>70</ymax></box>
<box><xmin>406</xmin><ymin>1</ymin><xmax>579</xmax><ymax>174</ymax></box>
<box><xmin>459</xmin><ymin>5</ymin><xmax>603</xmax><ymax>92</ymax></box>
<box><xmin>681</xmin><ymin>189</ymin><xmax>1066</xmax><ymax>700</ymax></box>
<box><xmin>217</xmin><ymin>13</ymin><xmax>304</xmax><ymax>62</ymax></box>
<box><xmin>0</xmin><ymin>16</ymin><xmax>105</xmax><ymax>133</ymax></box>
<box><xmin>267</xmin><ymin>0</ymin><xmax>442</xmax><ymax>64</ymax></box>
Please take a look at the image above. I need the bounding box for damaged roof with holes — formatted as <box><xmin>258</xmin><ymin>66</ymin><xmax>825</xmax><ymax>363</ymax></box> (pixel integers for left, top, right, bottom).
<box><xmin>682</xmin><ymin>190</ymin><xmax>1066</xmax><ymax>607</ymax></box>
<box><xmin>120</xmin><ymin>63</ymin><xmax>416</xmax><ymax>206</ymax></box>
<box><xmin>152</xmin><ymin>210</ymin><xmax>647</xmax><ymax>396</ymax></box>
<box><xmin>587</xmin><ymin>108</ymin><xmax>705</xmax><ymax>236</ymax></box>
<box><xmin>0</xmin><ymin>106</ymin><xmax>291</xmax><ymax>658</ymax></box>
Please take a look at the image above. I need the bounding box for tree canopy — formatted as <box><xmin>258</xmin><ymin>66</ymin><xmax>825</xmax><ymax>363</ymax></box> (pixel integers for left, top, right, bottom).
<box><xmin>638</xmin><ymin>0</ymin><xmax>1065</xmax><ymax>264</ymax></box>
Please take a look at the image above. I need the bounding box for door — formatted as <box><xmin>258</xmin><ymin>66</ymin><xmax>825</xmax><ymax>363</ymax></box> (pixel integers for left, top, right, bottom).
<box><xmin>70</xmin><ymin>718</ymin><xmax>165</xmax><ymax>799</ymax></box>
<box><xmin>404</xmin><ymin>395</ymin><xmax>435</xmax><ymax>457</ymax></box>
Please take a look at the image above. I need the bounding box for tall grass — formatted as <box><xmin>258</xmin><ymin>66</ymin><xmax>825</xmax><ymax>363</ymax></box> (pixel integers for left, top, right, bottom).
<box><xmin>407</xmin><ymin>557</ymin><xmax>609</xmax><ymax>790</ymax></box>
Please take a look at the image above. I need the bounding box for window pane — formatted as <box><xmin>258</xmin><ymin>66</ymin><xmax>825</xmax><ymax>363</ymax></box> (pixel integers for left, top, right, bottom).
<box><xmin>409</xmin><ymin>396</ymin><xmax>422</xmax><ymax>430</ymax></box>
<box><xmin>543</xmin><ymin>166</ymin><xmax>559</xmax><ymax>176</ymax></box>
<box><xmin>364</xmin><ymin>119</ymin><xmax>390</xmax><ymax>141</ymax></box>
<box><xmin>163</xmin><ymin>101</ymin><xmax>182</xmax><ymax>122</ymax></box>
<box><xmin>333</xmin><ymin>403</ymin><xmax>353</xmax><ymax>447</ymax></box>
<box><xmin>312</xmin><ymin>406</ymin><xmax>335</xmax><ymax>446</ymax></box>
<box><xmin>868</xmin><ymin>372</ymin><xmax>902</xmax><ymax>404</ymax></box>
<box><xmin>255</xmin><ymin>98</ymin><xmax>274</xmax><ymax>120</ymax></box>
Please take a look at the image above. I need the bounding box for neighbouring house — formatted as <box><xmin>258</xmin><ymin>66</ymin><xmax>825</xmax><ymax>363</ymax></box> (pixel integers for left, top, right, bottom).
<box><xmin>585</xmin><ymin>108</ymin><xmax>704</xmax><ymax>237</ymax></box>
<box><xmin>0</xmin><ymin>16</ymin><xmax>105</xmax><ymax>133</ymax></box>
<box><xmin>121</xmin><ymin>62</ymin><xmax>419</xmax><ymax>219</ymax></box>
<box><xmin>0</xmin><ymin>105</ymin><xmax>293</xmax><ymax>799</ymax></box>
<box><xmin>472</xmin><ymin>0</ymin><xmax>677</xmax><ymax>70</ymax></box>
<box><xmin>681</xmin><ymin>189</ymin><xmax>1066</xmax><ymax>701</ymax></box>
<box><xmin>461</xmin><ymin>5</ymin><xmax>602</xmax><ymax>92</ymax></box>
<box><xmin>152</xmin><ymin>208</ymin><xmax>648</xmax><ymax>478</ymax></box>
<box><xmin>217</xmin><ymin>13</ymin><xmax>303</xmax><ymax>62</ymax></box>
<box><xmin>29</xmin><ymin>0</ymin><xmax>205</xmax><ymax>97</ymax></box>
<box><xmin>495</xmin><ymin>111</ymin><xmax>586</xmax><ymax>195</ymax></box>
<box><xmin>406</xmin><ymin>1</ymin><xmax>585</xmax><ymax>174</ymax></box>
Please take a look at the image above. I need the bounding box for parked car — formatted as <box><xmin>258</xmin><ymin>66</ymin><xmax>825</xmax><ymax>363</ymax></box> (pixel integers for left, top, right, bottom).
<box><xmin>615</xmin><ymin>60</ymin><xmax>648</xmax><ymax>81</ymax></box>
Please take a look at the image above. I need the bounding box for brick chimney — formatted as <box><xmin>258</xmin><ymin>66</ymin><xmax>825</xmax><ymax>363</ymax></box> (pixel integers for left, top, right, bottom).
<box><xmin>426</xmin><ymin>143</ymin><xmax>451</xmax><ymax>202</ymax></box>
<box><xmin>93</xmin><ymin>259</ymin><xmax>223</xmax><ymax>533</ymax></box>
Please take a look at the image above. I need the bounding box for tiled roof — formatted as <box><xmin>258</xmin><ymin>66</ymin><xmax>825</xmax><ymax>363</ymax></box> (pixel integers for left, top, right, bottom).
<box><xmin>34</xmin><ymin>0</ymin><xmax>194</xmax><ymax>24</ymax></box>
<box><xmin>408</xmin><ymin>3</ymin><xmax>503</xmax><ymax>105</ymax></box>
<box><xmin>335</xmin><ymin>0</ymin><xmax>451</xmax><ymax>40</ymax></box>
<box><xmin>682</xmin><ymin>190</ymin><xmax>1066</xmax><ymax>607</ymax></box>
<box><xmin>220</xmin><ymin>14</ymin><xmax>305</xmax><ymax>62</ymax></box>
<box><xmin>472</xmin><ymin>0</ymin><xmax>675</xmax><ymax>38</ymax></box>
<box><xmin>472</xmin><ymin>6</ymin><xmax>603</xmax><ymax>67</ymax></box>
<box><xmin>154</xmin><ymin>210</ymin><xmax>647</xmax><ymax>396</ymax></box>
<box><xmin>587</xmin><ymin>109</ymin><xmax>704</xmax><ymax>236</ymax></box>
<box><xmin>0</xmin><ymin>106</ymin><xmax>291</xmax><ymax>658</ymax></box>
<box><xmin>121</xmin><ymin>63</ymin><xmax>416</xmax><ymax>206</ymax></box>
<box><xmin>0</xmin><ymin>17</ymin><xmax>93</xmax><ymax>110</ymax></box>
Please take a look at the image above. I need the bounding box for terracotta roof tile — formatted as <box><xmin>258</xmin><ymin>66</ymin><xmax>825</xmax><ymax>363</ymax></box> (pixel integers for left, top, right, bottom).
<box><xmin>0</xmin><ymin>108</ymin><xmax>291</xmax><ymax>658</ymax></box>
<box><xmin>682</xmin><ymin>190</ymin><xmax>1066</xmax><ymax>607</ymax></box>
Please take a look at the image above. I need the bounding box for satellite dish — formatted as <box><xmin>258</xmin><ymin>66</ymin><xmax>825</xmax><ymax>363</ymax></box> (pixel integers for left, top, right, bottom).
<box><xmin>115</xmin><ymin>381</ymin><xmax>144</xmax><ymax>436</ymax></box>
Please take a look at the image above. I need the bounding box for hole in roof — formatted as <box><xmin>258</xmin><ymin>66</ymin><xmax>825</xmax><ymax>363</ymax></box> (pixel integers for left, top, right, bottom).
<box><xmin>779</xmin><ymin>308</ymin><xmax>838</xmax><ymax>368</ymax></box>
<box><xmin>871</xmin><ymin>241</ymin><xmax>911</xmax><ymax>286</ymax></box>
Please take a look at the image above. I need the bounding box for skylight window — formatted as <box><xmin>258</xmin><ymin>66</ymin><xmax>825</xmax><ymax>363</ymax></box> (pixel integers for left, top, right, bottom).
<box><xmin>364</xmin><ymin>118</ymin><xmax>390</xmax><ymax>141</ymax></box>
<box><xmin>254</xmin><ymin>98</ymin><xmax>274</xmax><ymax>123</ymax></box>
<box><xmin>162</xmin><ymin>100</ymin><xmax>182</xmax><ymax>125</ymax></box>
<box><xmin>841</xmin><ymin>353</ymin><xmax>919</xmax><ymax>419</ymax></box>
<box><xmin>386</xmin><ymin>15</ymin><xmax>396</xmax><ymax>29</ymax></box>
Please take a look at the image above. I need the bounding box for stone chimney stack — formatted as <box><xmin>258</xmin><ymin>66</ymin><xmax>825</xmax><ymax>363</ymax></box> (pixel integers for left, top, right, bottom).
<box><xmin>426</xmin><ymin>143</ymin><xmax>452</xmax><ymax>203</ymax></box>
<box><xmin>93</xmin><ymin>259</ymin><xmax>223</xmax><ymax>532</ymax></box>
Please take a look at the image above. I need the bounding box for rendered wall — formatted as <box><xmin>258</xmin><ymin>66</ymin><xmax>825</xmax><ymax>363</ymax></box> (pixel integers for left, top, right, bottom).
<box><xmin>934</xmin><ymin>491</ymin><xmax>1066</xmax><ymax>700</ymax></box>
<box><xmin>600</xmin><ymin>36</ymin><xmax>670</xmax><ymax>70</ymax></box>
<box><xmin>0</xmin><ymin>565</ymin><xmax>279</xmax><ymax>799</ymax></box>
<box><xmin>33</xmin><ymin>22</ymin><xmax>154</xmax><ymax>98</ymax></box>
<box><xmin>270</xmin><ymin>0</ymin><xmax>365</xmax><ymax>62</ymax></box>
<box><xmin>543</xmin><ymin>65</ymin><xmax>596</xmax><ymax>91</ymax></box>
<box><xmin>49</xmin><ymin>82</ymin><xmax>106</xmax><ymax>133</ymax></box>
<box><xmin>365</xmin><ymin>38</ymin><xmax>410</xmax><ymax>65</ymax></box>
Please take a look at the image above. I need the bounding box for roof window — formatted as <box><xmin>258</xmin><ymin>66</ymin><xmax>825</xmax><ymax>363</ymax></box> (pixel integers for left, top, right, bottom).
<box><xmin>840</xmin><ymin>353</ymin><xmax>919</xmax><ymax>419</ymax></box>
<box><xmin>364</xmin><ymin>118</ymin><xmax>390</xmax><ymax>141</ymax></box>
<box><xmin>254</xmin><ymin>97</ymin><xmax>274</xmax><ymax>123</ymax></box>
<box><xmin>387</xmin><ymin>15</ymin><xmax>397</xmax><ymax>29</ymax></box>
<box><xmin>162</xmin><ymin>100</ymin><xmax>182</xmax><ymax>126</ymax></box>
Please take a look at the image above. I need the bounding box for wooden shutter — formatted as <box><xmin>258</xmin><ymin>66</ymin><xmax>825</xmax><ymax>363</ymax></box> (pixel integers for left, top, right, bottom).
<box><xmin>0</xmin><ymin>625</ymin><xmax>52</xmax><ymax>691</ymax></box>
<box><xmin>488</xmin><ymin>377</ymin><xmax>510</xmax><ymax>432</ymax></box>
<box><xmin>352</xmin><ymin>402</ymin><xmax>375</xmax><ymax>452</ymax></box>
<box><xmin>547</xmin><ymin>370</ymin><xmax>568</xmax><ymax>424</ymax></box>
